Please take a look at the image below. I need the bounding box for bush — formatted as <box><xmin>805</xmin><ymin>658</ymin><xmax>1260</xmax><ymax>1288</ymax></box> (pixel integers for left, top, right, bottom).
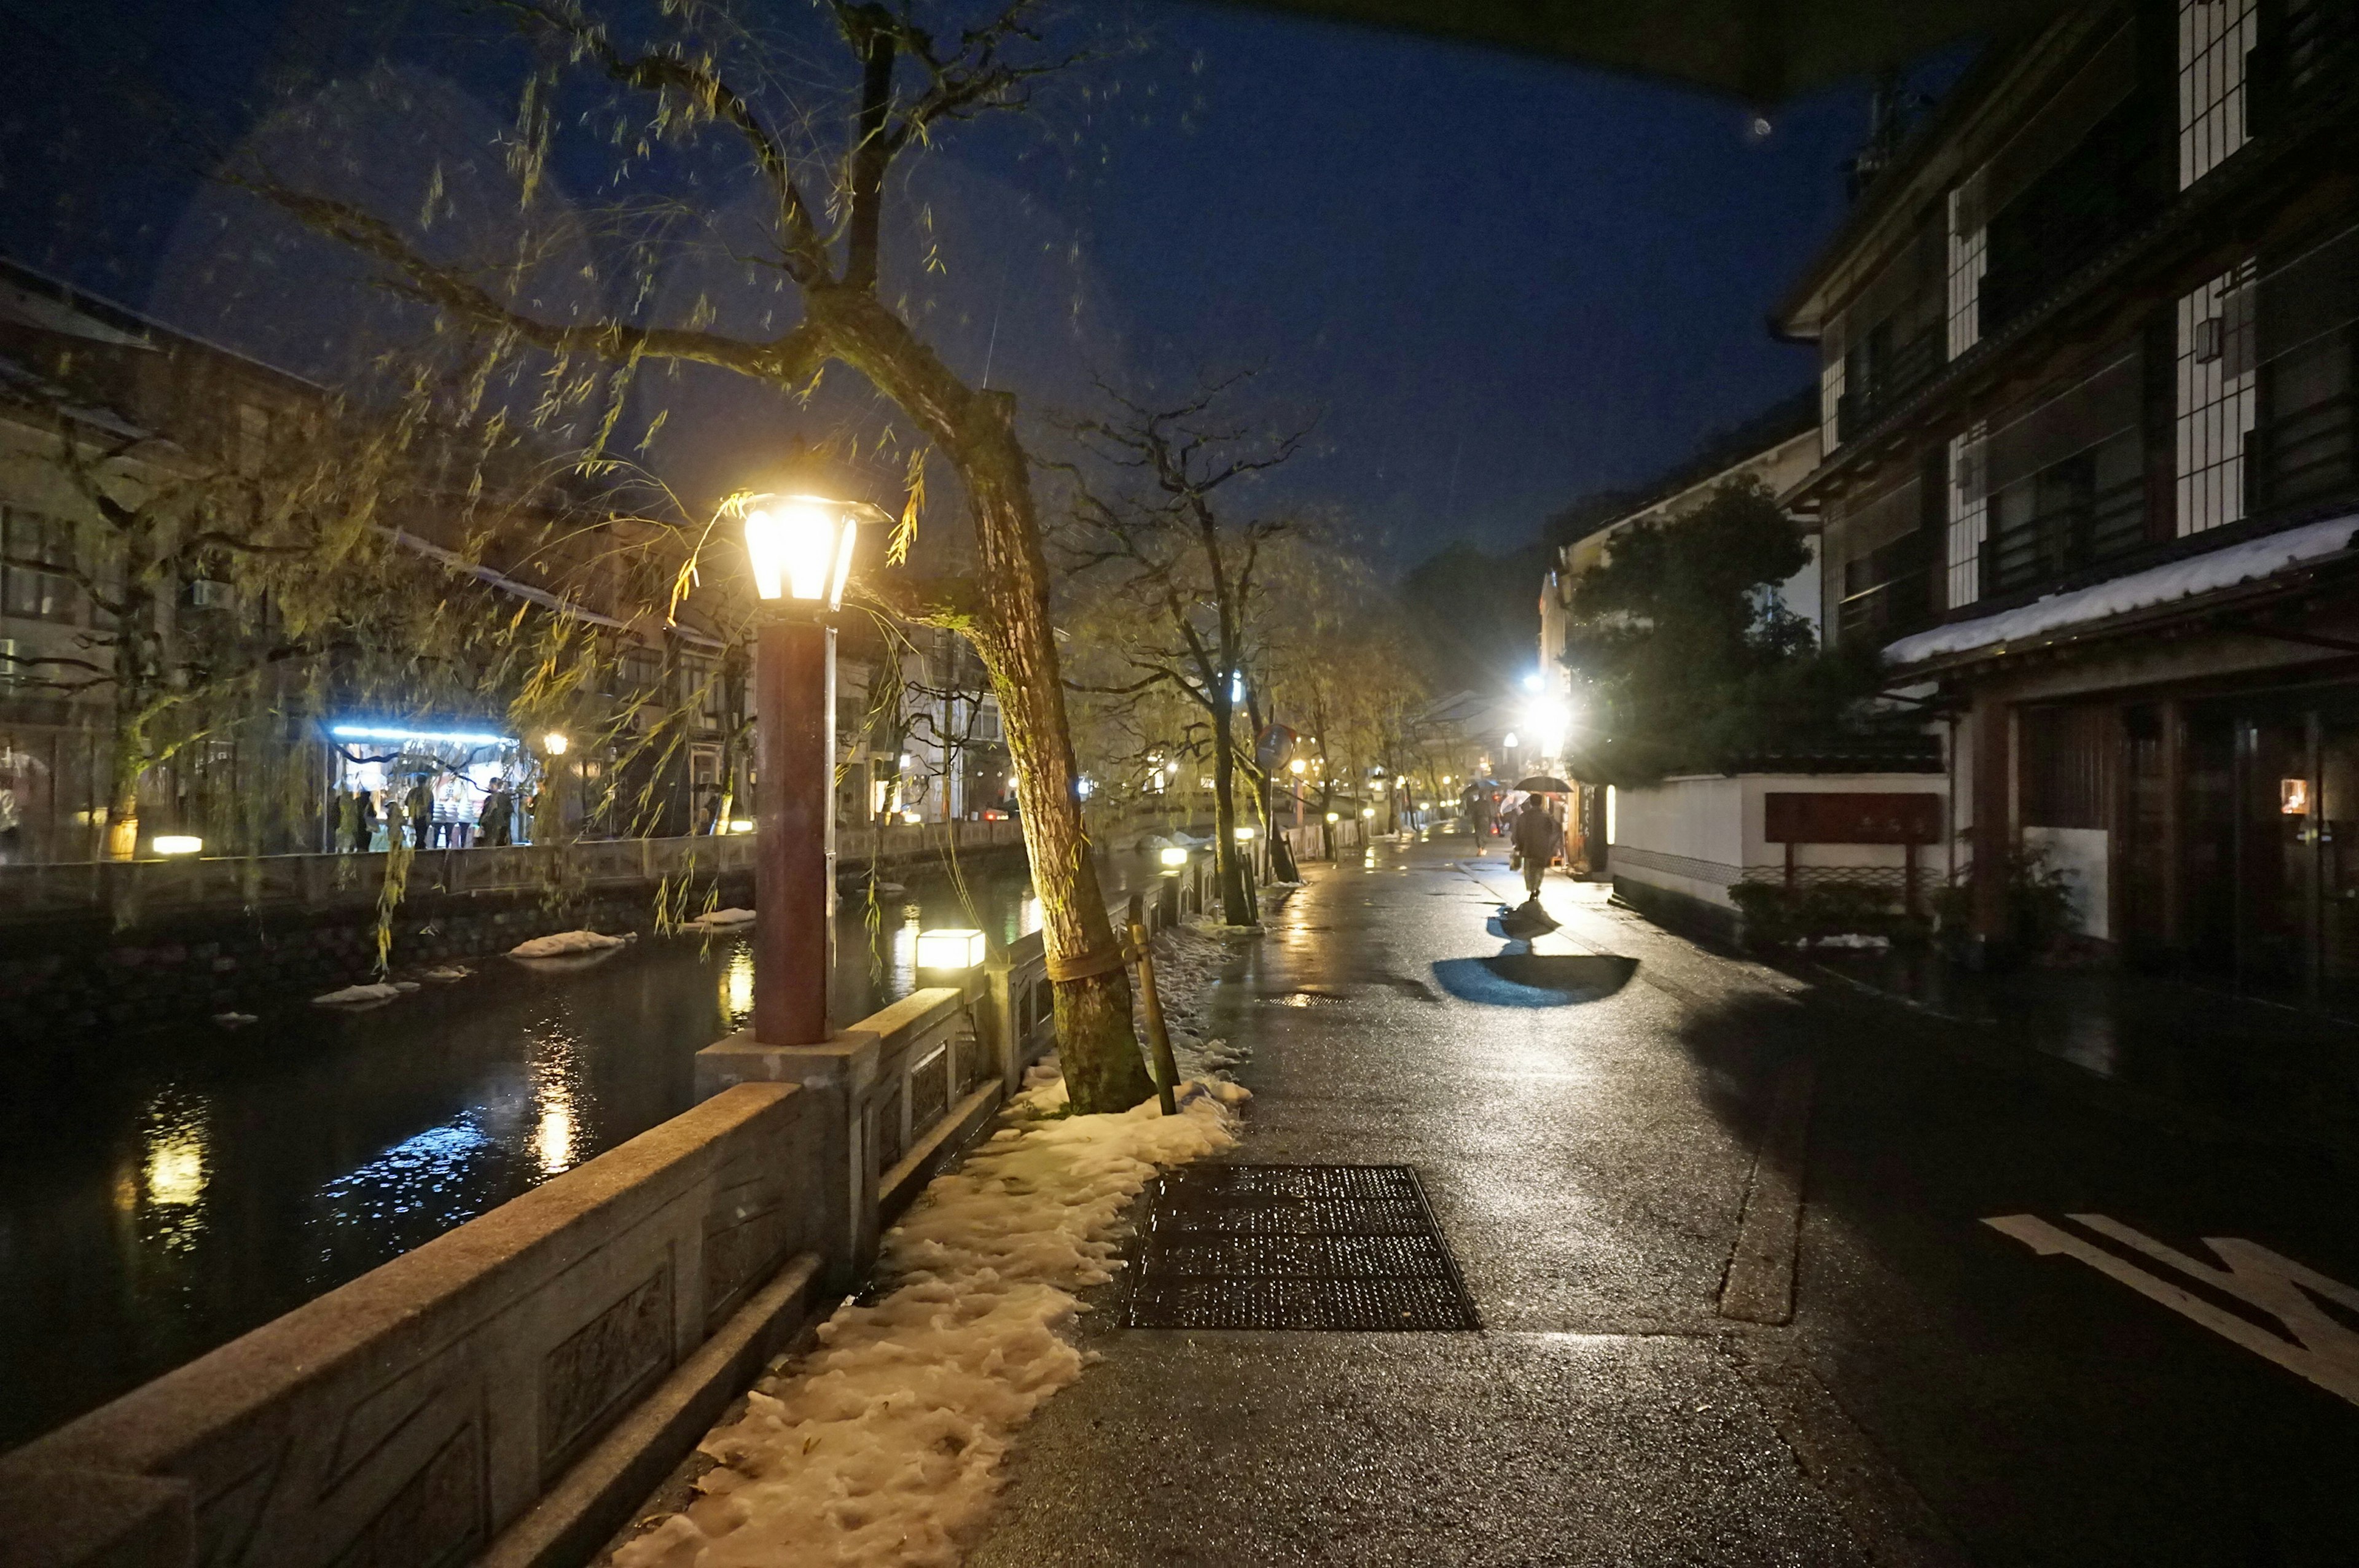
<box><xmin>1731</xmin><ymin>880</ymin><xmax>1915</xmax><ymax>949</ymax></box>
<box><xmin>1930</xmin><ymin>841</ymin><xmax>2076</xmax><ymax>962</ymax></box>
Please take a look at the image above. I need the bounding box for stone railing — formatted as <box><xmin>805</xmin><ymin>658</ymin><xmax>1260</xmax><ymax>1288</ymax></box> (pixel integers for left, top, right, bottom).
<box><xmin>0</xmin><ymin>820</ymin><xmax>1030</xmax><ymax>928</ymax></box>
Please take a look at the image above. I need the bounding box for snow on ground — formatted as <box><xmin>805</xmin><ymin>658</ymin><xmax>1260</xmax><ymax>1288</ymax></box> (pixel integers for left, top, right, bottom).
<box><xmin>687</xmin><ymin>908</ymin><xmax>759</xmax><ymax>931</ymax></box>
<box><xmin>509</xmin><ymin>929</ymin><xmax>631</xmax><ymax>959</ymax></box>
<box><xmin>611</xmin><ymin>1070</ymin><xmax>1249</xmax><ymax>1568</ymax></box>
<box><xmin>310</xmin><ymin>981</ymin><xmax>417</xmax><ymax>1008</ymax></box>
<box><xmin>1139</xmin><ymin>918</ymin><xmax>1250</xmax><ymax>1080</ymax></box>
<box><xmin>608</xmin><ymin>918</ymin><xmax>1253</xmax><ymax>1568</ymax></box>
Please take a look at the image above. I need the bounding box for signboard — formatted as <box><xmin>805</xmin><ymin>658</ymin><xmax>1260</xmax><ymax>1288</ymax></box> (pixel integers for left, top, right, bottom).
<box><xmin>1763</xmin><ymin>792</ymin><xmax>1942</xmax><ymax>845</ymax></box>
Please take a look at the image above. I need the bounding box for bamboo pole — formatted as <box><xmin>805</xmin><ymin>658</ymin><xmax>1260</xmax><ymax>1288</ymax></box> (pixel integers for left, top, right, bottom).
<box><xmin>1128</xmin><ymin>890</ymin><xmax>1180</xmax><ymax>1115</ymax></box>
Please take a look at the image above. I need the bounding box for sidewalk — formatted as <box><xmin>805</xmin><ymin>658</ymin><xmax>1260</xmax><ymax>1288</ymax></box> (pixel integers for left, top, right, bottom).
<box><xmin>969</xmin><ymin>837</ymin><xmax>1953</xmax><ymax>1566</ymax></box>
<box><xmin>1800</xmin><ymin>945</ymin><xmax>2359</xmax><ymax>1160</ymax></box>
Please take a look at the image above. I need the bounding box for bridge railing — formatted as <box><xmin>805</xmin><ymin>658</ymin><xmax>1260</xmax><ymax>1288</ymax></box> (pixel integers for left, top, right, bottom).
<box><xmin>0</xmin><ymin>820</ymin><xmax>1036</xmax><ymax>927</ymax></box>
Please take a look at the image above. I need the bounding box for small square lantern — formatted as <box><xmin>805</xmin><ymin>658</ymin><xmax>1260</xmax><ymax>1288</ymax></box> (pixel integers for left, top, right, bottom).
<box><xmin>152</xmin><ymin>835</ymin><xmax>203</xmax><ymax>857</ymax></box>
<box><xmin>916</xmin><ymin>927</ymin><xmax>987</xmax><ymax>970</ymax></box>
<box><xmin>1159</xmin><ymin>845</ymin><xmax>1190</xmax><ymax>869</ymax></box>
<box><xmin>741</xmin><ymin>493</ymin><xmax>863</xmax><ymax>609</ymax></box>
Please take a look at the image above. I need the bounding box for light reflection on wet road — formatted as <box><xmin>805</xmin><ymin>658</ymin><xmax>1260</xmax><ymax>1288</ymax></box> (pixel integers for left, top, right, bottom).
<box><xmin>0</xmin><ymin>860</ymin><xmax>1057</xmax><ymax>1448</ymax></box>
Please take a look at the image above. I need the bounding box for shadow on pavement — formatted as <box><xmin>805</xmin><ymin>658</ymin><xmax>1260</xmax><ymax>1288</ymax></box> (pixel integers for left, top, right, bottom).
<box><xmin>1431</xmin><ymin>952</ymin><xmax>1638</xmax><ymax>1007</ymax></box>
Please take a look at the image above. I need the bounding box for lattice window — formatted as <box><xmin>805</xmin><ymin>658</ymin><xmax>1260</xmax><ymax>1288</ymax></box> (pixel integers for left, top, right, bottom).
<box><xmin>1946</xmin><ymin>171</ymin><xmax>1988</xmax><ymax>361</ymax></box>
<box><xmin>1820</xmin><ymin>318</ymin><xmax>1846</xmax><ymax>456</ymax></box>
<box><xmin>2179</xmin><ymin>0</ymin><xmax>2256</xmax><ymax>190</ymax></box>
<box><xmin>2175</xmin><ymin>259</ymin><xmax>2258</xmax><ymax>536</ymax></box>
<box><xmin>1947</xmin><ymin>423</ymin><xmax>1989</xmax><ymax>609</ymax></box>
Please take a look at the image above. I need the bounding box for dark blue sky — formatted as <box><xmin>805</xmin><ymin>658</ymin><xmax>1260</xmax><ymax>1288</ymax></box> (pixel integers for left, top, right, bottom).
<box><xmin>1</xmin><ymin>0</ymin><xmax>1931</xmax><ymax>560</ymax></box>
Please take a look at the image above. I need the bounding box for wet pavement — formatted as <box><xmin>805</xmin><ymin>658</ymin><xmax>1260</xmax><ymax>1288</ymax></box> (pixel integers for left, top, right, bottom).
<box><xmin>973</xmin><ymin>835</ymin><xmax>2359</xmax><ymax>1566</ymax></box>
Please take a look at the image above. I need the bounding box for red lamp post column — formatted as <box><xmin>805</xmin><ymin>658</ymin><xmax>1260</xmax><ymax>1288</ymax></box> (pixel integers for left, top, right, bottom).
<box><xmin>740</xmin><ymin>492</ymin><xmax>870</xmax><ymax>1048</ymax></box>
<box><xmin>753</xmin><ymin>612</ymin><xmax>833</xmax><ymax>1046</ymax></box>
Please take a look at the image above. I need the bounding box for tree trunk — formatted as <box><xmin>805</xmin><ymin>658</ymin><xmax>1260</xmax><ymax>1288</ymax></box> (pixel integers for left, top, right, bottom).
<box><xmin>1209</xmin><ymin>696</ymin><xmax>1252</xmax><ymax>926</ymax></box>
<box><xmin>103</xmin><ymin>730</ymin><xmax>144</xmax><ymax>862</ymax></box>
<box><xmin>953</xmin><ymin>397</ymin><xmax>1156</xmax><ymax>1114</ymax></box>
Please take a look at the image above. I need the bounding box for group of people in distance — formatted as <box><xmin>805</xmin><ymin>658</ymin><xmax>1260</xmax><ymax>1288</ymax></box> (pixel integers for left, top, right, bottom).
<box><xmin>330</xmin><ymin>774</ymin><xmax>526</xmax><ymax>852</ymax></box>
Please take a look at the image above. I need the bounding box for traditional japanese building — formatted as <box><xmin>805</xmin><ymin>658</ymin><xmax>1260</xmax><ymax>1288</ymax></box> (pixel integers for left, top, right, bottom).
<box><xmin>1775</xmin><ymin>0</ymin><xmax>2359</xmax><ymax>1008</ymax></box>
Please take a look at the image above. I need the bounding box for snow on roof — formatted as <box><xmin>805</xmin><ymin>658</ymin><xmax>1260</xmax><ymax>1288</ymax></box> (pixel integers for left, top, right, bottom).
<box><xmin>1884</xmin><ymin>513</ymin><xmax>2359</xmax><ymax>666</ymax></box>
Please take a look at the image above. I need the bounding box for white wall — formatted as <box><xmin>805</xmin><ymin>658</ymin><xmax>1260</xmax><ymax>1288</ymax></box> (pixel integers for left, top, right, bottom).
<box><xmin>1610</xmin><ymin>772</ymin><xmax>1950</xmax><ymax>913</ymax></box>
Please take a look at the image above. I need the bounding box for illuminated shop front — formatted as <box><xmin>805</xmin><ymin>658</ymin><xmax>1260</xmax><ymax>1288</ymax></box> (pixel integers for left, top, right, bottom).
<box><xmin>324</xmin><ymin>722</ymin><xmax>540</xmax><ymax>849</ymax></box>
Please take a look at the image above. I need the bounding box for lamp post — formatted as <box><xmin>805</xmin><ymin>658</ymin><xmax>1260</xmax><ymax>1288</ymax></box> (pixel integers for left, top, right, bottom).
<box><xmin>742</xmin><ymin>492</ymin><xmax>871</xmax><ymax>1047</ymax></box>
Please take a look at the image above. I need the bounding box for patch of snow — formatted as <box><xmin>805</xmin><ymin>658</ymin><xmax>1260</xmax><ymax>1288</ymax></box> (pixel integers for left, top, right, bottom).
<box><xmin>311</xmin><ymin>983</ymin><xmax>404</xmax><ymax>1008</ymax></box>
<box><xmin>610</xmin><ymin>1066</ymin><xmax>1248</xmax><ymax>1568</ymax></box>
<box><xmin>211</xmin><ymin>1012</ymin><xmax>257</xmax><ymax>1028</ymax></box>
<box><xmin>508</xmin><ymin>929</ymin><xmax>631</xmax><ymax>959</ymax></box>
<box><xmin>1137</xmin><ymin>918</ymin><xmax>1249</xmax><ymax>1081</ymax></box>
<box><xmin>1810</xmin><ymin>933</ymin><xmax>1892</xmax><ymax>950</ymax></box>
<box><xmin>686</xmin><ymin>907</ymin><xmax>758</xmax><ymax>930</ymax></box>
<box><xmin>1885</xmin><ymin>515</ymin><xmax>2359</xmax><ymax>665</ymax></box>
<box><xmin>421</xmin><ymin>965</ymin><xmax>472</xmax><ymax>983</ymax></box>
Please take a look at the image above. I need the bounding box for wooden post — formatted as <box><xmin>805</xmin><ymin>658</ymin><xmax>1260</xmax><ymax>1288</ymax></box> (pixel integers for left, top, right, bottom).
<box><xmin>1128</xmin><ymin>891</ymin><xmax>1180</xmax><ymax>1116</ymax></box>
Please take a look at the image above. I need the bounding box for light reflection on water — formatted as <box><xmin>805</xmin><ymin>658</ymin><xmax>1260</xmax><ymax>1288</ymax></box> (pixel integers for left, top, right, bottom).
<box><xmin>1</xmin><ymin>854</ymin><xmax>1150</xmax><ymax>1449</ymax></box>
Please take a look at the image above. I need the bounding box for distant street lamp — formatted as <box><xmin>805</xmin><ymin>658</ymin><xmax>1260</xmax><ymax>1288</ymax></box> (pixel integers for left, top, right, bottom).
<box><xmin>741</xmin><ymin>491</ymin><xmax>877</xmax><ymax>1047</ymax></box>
<box><xmin>542</xmin><ymin>731</ymin><xmax>569</xmax><ymax>756</ymax></box>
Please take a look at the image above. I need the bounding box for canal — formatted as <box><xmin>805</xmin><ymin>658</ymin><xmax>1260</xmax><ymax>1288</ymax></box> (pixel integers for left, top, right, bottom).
<box><xmin>0</xmin><ymin>854</ymin><xmax>1116</xmax><ymax>1449</ymax></box>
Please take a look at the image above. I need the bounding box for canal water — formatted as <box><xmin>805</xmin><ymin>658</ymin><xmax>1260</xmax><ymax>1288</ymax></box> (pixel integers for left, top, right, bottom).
<box><xmin>0</xmin><ymin>857</ymin><xmax>1111</xmax><ymax>1449</ymax></box>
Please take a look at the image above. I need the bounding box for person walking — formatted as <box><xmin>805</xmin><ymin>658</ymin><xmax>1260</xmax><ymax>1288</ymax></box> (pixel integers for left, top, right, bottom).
<box><xmin>337</xmin><ymin>787</ymin><xmax>364</xmax><ymax>852</ymax></box>
<box><xmin>1511</xmin><ymin>794</ymin><xmax>1561</xmax><ymax>902</ymax></box>
<box><xmin>405</xmin><ymin>777</ymin><xmax>433</xmax><ymax>849</ymax></box>
<box><xmin>479</xmin><ymin>778</ymin><xmax>514</xmax><ymax>847</ymax></box>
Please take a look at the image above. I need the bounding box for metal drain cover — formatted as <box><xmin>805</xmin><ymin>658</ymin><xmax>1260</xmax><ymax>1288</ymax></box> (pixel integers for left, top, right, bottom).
<box><xmin>1127</xmin><ymin>1164</ymin><xmax>1479</xmax><ymax>1330</ymax></box>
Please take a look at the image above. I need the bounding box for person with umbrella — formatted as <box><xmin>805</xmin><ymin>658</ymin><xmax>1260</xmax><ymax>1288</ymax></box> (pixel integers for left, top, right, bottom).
<box><xmin>1511</xmin><ymin>791</ymin><xmax>1563</xmax><ymax>902</ymax></box>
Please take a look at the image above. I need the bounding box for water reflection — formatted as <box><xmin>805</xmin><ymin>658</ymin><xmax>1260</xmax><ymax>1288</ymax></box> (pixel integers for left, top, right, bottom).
<box><xmin>0</xmin><ymin>852</ymin><xmax>1161</xmax><ymax>1449</ymax></box>
<box><xmin>530</xmin><ymin>1022</ymin><xmax>585</xmax><ymax>1178</ymax></box>
<box><xmin>722</xmin><ymin>944</ymin><xmax>756</xmax><ymax>1026</ymax></box>
<box><xmin>136</xmin><ymin>1090</ymin><xmax>211</xmax><ymax>1255</ymax></box>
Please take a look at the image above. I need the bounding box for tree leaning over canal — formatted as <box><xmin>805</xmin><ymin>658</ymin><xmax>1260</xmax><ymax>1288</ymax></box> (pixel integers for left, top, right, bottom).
<box><xmin>245</xmin><ymin>1</ymin><xmax>1156</xmax><ymax>1109</ymax></box>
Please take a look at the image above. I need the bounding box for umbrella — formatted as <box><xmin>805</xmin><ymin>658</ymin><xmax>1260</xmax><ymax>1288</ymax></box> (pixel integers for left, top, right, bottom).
<box><xmin>1513</xmin><ymin>774</ymin><xmax>1573</xmax><ymax>793</ymax></box>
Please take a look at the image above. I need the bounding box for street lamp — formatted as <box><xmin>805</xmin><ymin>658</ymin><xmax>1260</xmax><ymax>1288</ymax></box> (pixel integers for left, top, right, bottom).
<box><xmin>741</xmin><ymin>490</ymin><xmax>881</xmax><ymax>1047</ymax></box>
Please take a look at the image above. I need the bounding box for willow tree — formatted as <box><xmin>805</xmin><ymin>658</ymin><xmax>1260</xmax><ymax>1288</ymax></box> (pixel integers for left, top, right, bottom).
<box><xmin>249</xmin><ymin>0</ymin><xmax>1152</xmax><ymax>1107</ymax></box>
<box><xmin>1054</xmin><ymin>380</ymin><xmax>1309</xmax><ymax>926</ymax></box>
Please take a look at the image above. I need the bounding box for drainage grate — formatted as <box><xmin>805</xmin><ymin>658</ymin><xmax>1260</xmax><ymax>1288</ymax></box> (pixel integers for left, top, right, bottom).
<box><xmin>1126</xmin><ymin>1164</ymin><xmax>1479</xmax><ymax>1330</ymax></box>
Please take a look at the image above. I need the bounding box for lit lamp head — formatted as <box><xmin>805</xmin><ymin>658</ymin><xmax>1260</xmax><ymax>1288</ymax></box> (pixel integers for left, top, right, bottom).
<box><xmin>152</xmin><ymin>835</ymin><xmax>203</xmax><ymax>857</ymax></box>
<box><xmin>1288</xmin><ymin>758</ymin><xmax>1307</xmax><ymax>776</ymax></box>
<box><xmin>1159</xmin><ymin>845</ymin><xmax>1191</xmax><ymax>869</ymax></box>
<box><xmin>1360</xmin><ymin>806</ymin><xmax>1375</xmax><ymax>819</ymax></box>
<box><xmin>915</xmin><ymin>927</ymin><xmax>987</xmax><ymax>971</ymax></box>
<box><xmin>1324</xmin><ymin>811</ymin><xmax>1339</xmax><ymax>824</ymax></box>
<box><xmin>1233</xmin><ymin>824</ymin><xmax>1256</xmax><ymax>841</ymax></box>
<box><xmin>542</xmin><ymin>731</ymin><xmax>569</xmax><ymax>757</ymax></box>
<box><xmin>741</xmin><ymin>493</ymin><xmax>865</xmax><ymax>610</ymax></box>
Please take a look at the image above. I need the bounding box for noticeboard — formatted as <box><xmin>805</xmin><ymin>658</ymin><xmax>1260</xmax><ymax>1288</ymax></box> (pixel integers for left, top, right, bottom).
<box><xmin>1763</xmin><ymin>792</ymin><xmax>1942</xmax><ymax>845</ymax></box>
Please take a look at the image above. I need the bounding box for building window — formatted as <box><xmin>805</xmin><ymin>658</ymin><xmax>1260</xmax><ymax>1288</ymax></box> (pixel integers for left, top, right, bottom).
<box><xmin>2175</xmin><ymin>259</ymin><xmax>2257</xmax><ymax>536</ymax></box>
<box><xmin>0</xmin><ymin>509</ymin><xmax>79</xmax><ymax>624</ymax></box>
<box><xmin>2248</xmin><ymin>220</ymin><xmax>2359</xmax><ymax>515</ymax></box>
<box><xmin>1978</xmin><ymin>350</ymin><xmax>2146</xmax><ymax>597</ymax></box>
<box><xmin>1947</xmin><ymin>424</ymin><xmax>1989</xmax><ymax>608</ymax></box>
<box><xmin>1946</xmin><ymin>170</ymin><xmax>1988</xmax><ymax>359</ymax></box>
<box><xmin>1820</xmin><ymin>320</ymin><xmax>1846</xmax><ymax>456</ymax></box>
<box><xmin>2179</xmin><ymin>0</ymin><xmax>2256</xmax><ymax>189</ymax></box>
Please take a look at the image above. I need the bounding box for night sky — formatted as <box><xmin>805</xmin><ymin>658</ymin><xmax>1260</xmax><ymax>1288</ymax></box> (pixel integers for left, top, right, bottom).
<box><xmin>0</xmin><ymin>0</ymin><xmax>1946</xmax><ymax>561</ymax></box>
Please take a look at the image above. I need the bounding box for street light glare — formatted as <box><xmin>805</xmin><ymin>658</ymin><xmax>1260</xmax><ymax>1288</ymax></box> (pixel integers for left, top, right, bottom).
<box><xmin>742</xmin><ymin>494</ymin><xmax>859</xmax><ymax>608</ymax></box>
<box><xmin>542</xmin><ymin>731</ymin><xmax>569</xmax><ymax>756</ymax></box>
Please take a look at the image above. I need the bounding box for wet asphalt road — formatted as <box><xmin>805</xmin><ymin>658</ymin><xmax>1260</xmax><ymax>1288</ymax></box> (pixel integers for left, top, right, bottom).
<box><xmin>971</xmin><ymin>835</ymin><xmax>2359</xmax><ymax>1566</ymax></box>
